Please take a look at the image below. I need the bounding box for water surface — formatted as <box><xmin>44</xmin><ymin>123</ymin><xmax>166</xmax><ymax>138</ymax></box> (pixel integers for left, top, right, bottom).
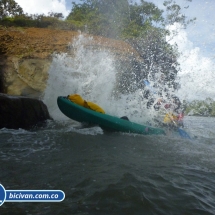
<box><xmin>1</xmin><ymin>116</ymin><xmax>215</xmax><ymax>215</ymax></box>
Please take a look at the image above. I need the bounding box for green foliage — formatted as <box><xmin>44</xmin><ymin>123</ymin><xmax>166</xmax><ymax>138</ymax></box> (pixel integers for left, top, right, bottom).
<box><xmin>0</xmin><ymin>0</ymin><xmax>23</xmax><ymax>19</ymax></box>
<box><xmin>120</xmin><ymin>1</ymin><xmax>164</xmax><ymax>39</ymax></box>
<box><xmin>0</xmin><ymin>13</ymin><xmax>78</xmax><ymax>30</ymax></box>
<box><xmin>0</xmin><ymin>0</ymin><xmax>195</xmax><ymax>38</ymax></box>
<box><xmin>0</xmin><ymin>0</ymin><xmax>76</xmax><ymax>30</ymax></box>
<box><xmin>66</xmin><ymin>0</ymin><xmax>194</xmax><ymax>39</ymax></box>
<box><xmin>67</xmin><ymin>0</ymin><xmax>164</xmax><ymax>39</ymax></box>
<box><xmin>67</xmin><ymin>1</ymin><xmax>125</xmax><ymax>38</ymax></box>
<box><xmin>185</xmin><ymin>98</ymin><xmax>215</xmax><ymax>116</ymax></box>
<box><xmin>48</xmin><ymin>12</ymin><xmax>64</xmax><ymax>19</ymax></box>
<box><xmin>163</xmin><ymin>0</ymin><xmax>196</xmax><ymax>27</ymax></box>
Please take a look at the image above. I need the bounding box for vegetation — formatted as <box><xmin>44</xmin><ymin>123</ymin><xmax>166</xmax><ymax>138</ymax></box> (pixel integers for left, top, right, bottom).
<box><xmin>0</xmin><ymin>13</ymin><xmax>79</xmax><ymax>30</ymax></box>
<box><xmin>0</xmin><ymin>0</ymin><xmax>23</xmax><ymax>19</ymax></box>
<box><xmin>184</xmin><ymin>98</ymin><xmax>215</xmax><ymax>116</ymax></box>
<box><xmin>0</xmin><ymin>0</ymin><xmax>195</xmax><ymax>37</ymax></box>
<box><xmin>66</xmin><ymin>0</ymin><xmax>195</xmax><ymax>39</ymax></box>
<box><xmin>66</xmin><ymin>0</ymin><xmax>162</xmax><ymax>39</ymax></box>
<box><xmin>0</xmin><ymin>0</ymin><xmax>77</xmax><ymax>30</ymax></box>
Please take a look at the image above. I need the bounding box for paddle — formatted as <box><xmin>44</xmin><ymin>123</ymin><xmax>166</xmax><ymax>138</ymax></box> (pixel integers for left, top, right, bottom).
<box><xmin>144</xmin><ymin>80</ymin><xmax>191</xmax><ymax>139</ymax></box>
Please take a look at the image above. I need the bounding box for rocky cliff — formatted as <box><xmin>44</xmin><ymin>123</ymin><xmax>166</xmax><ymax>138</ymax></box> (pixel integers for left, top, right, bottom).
<box><xmin>0</xmin><ymin>27</ymin><xmax>140</xmax><ymax>98</ymax></box>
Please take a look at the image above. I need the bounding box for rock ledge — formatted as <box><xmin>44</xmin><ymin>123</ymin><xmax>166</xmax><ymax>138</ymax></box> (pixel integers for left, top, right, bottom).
<box><xmin>0</xmin><ymin>93</ymin><xmax>51</xmax><ymax>129</ymax></box>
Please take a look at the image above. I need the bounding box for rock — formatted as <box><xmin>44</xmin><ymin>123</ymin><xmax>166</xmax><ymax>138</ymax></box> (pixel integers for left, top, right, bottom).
<box><xmin>2</xmin><ymin>57</ymin><xmax>51</xmax><ymax>98</ymax></box>
<box><xmin>0</xmin><ymin>93</ymin><xmax>52</xmax><ymax>129</ymax></box>
<box><xmin>0</xmin><ymin>27</ymin><xmax>140</xmax><ymax>98</ymax></box>
<box><xmin>0</xmin><ymin>27</ymin><xmax>139</xmax><ymax>59</ymax></box>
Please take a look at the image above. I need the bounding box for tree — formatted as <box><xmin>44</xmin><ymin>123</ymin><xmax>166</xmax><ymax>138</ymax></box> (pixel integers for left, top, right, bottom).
<box><xmin>67</xmin><ymin>0</ymin><xmax>194</xmax><ymax>39</ymax></box>
<box><xmin>121</xmin><ymin>1</ymin><xmax>164</xmax><ymax>38</ymax></box>
<box><xmin>0</xmin><ymin>0</ymin><xmax>23</xmax><ymax>19</ymax></box>
<box><xmin>67</xmin><ymin>0</ymin><xmax>128</xmax><ymax>38</ymax></box>
<box><xmin>163</xmin><ymin>0</ymin><xmax>196</xmax><ymax>28</ymax></box>
<box><xmin>48</xmin><ymin>11</ymin><xmax>64</xmax><ymax>19</ymax></box>
<box><xmin>67</xmin><ymin>0</ymin><xmax>161</xmax><ymax>38</ymax></box>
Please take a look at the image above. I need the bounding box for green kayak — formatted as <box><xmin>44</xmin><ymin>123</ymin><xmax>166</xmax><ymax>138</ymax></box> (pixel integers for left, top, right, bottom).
<box><xmin>57</xmin><ymin>96</ymin><xmax>166</xmax><ymax>135</ymax></box>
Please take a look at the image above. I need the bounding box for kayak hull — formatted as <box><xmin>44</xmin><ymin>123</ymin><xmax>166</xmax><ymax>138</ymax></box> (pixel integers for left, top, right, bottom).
<box><xmin>57</xmin><ymin>96</ymin><xmax>166</xmax><ymax>135</ymax></box>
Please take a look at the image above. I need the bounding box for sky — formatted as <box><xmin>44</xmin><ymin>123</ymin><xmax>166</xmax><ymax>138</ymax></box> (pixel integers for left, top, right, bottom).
<box><xmin>15</xmin><ymin>0</ymin><xmax>70</xmax><ymax>18</ymax></box>
<box><xmin>149</xmin><ymin>0</ymin><xmax>215</xmax><ymax>58</ymax></box>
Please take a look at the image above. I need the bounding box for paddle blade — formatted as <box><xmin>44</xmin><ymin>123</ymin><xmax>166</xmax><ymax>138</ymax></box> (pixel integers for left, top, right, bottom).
<box><xmin>144</xmin><ymin>80</ymin><xmax>150</xmax><ymax>86</ymax></box>
<box><xmin>178</xmin><ymin>128</ymin><xmax>191</xmax><ymax>139</ymax></box>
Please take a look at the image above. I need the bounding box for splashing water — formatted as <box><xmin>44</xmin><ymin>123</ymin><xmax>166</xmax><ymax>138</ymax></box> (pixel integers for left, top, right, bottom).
<box><xmin>43</xmin><ymin>35</ymin><xmax>156</xmax><ymax>124</ymax></box>
<box><xmin>43</xmin><ymin>35</ymin><xmax>115</xmax><ymax>120</ymax></box>
<box><xmin>43</xmin><ymin>26</ymin><xmax>214</xmax><ymax>125</ymax></box>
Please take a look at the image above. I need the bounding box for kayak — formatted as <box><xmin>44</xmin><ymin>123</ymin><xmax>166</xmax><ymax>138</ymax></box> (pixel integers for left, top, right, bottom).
<box><xmin>57</xmin><ymin>96</ymin><xmax>166</xmax><ymax>135</ymax></box>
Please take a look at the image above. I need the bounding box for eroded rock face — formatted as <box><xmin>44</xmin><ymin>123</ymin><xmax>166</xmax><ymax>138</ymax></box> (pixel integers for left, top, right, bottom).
<box><xmin>0</xmin><ymin>93</ymin><xmax>52</xmax><ymax>129</ymax></box>
<box><xmin>0</xmin><ymin>27</ymin><xmax>140</xmax><ymax>98</ymax></box>
<box><xmin>3</xmin><ymin>57</ymin><xmax>51</xmax><ymax>98</ymax></box>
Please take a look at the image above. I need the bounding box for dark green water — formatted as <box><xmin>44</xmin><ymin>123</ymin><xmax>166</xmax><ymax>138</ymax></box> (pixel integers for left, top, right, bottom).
<box><xmin>0</xmin><ymin>117</ymin><xmax>215</xmax><ymax>215</ymax></box>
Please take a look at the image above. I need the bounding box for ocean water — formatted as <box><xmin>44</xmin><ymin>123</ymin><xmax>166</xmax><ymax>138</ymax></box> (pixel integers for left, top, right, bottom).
<box><xmin>1</xmin><ymin>32</ymin><xmax>215</xmax><ymax>214</ymax></box>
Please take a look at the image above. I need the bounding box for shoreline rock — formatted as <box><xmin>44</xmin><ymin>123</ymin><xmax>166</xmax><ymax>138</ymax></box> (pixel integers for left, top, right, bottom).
<box><xmin>0</xmin><ymin>93</ymin><xmax>52</xmax><ymax>130</ymax></box>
